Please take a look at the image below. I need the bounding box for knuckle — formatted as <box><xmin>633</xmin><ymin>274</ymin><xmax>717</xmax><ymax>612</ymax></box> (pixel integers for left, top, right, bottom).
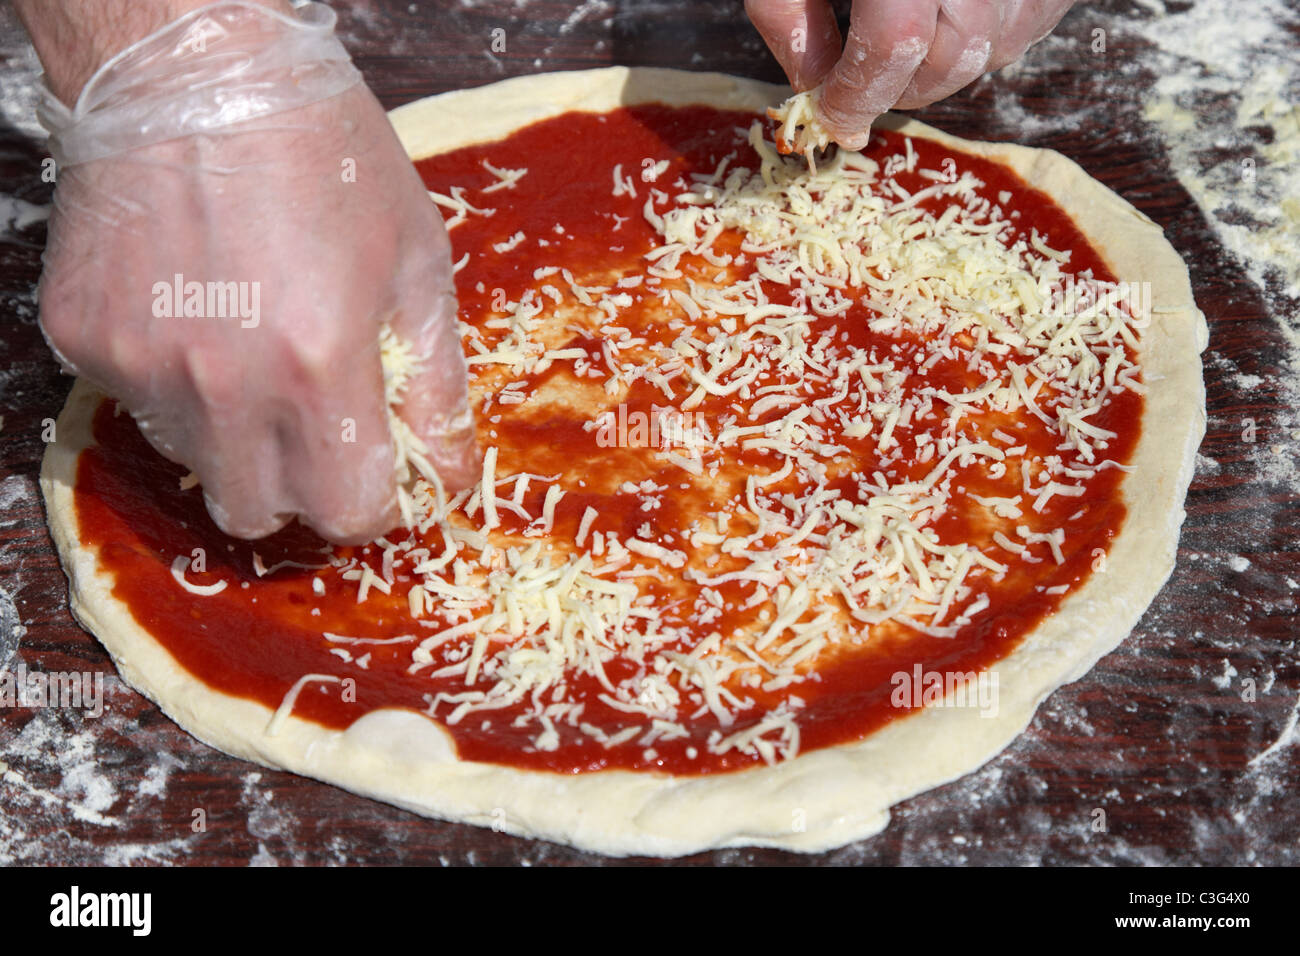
<box><xmin>284</xmin><ymin>321</ymin><xmax>368</xmax><ymax>390</ymax></box>
<box><xmin>203</xmin><ymin>489</ymin><xmax>288</xmax><ymax>541</ymax></box>
<box><xmin>185</xmin><ymin>347</ymin><xmax>245</xmax><ymax>411</ymax></box>
<box><xmin>310</xmin><ymin>496</ymin><xmax>396</xmax><ymax>546</ymax></box>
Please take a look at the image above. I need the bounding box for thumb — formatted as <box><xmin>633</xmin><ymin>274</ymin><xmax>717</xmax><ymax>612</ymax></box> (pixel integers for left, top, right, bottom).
<box><xmin>388</xmin><ymin>268</ymin><xmax>480</xmax><ymax>496</ymax></box>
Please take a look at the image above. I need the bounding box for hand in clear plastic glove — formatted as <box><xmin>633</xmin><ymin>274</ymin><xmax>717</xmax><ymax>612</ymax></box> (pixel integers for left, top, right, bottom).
<box><xmin>37</xmin><ymin>1</ymin><xmax>477</xmax><ymax>544</ymax></box>
<box><xmin>746</xmin><ymin>0</ymin><xmax>1077</xmax><ymax>148</ymax></box>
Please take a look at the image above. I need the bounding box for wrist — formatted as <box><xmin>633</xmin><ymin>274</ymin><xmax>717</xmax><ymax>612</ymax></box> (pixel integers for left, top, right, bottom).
<box><xmin>16</xmin><ymin>0</ymin><xmax>294</xmax><ymax>105</ymax></box>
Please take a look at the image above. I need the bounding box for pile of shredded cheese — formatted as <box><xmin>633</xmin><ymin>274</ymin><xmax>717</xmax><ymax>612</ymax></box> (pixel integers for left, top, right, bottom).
<box><xmin>305</xmin><ymin>120</ymin><xmax>1147</xmax><ymax>767</ymax></box>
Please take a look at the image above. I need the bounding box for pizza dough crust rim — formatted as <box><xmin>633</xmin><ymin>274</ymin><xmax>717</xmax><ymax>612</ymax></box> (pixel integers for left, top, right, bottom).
<box><xmin>40</xmin><ymin>67</ymin><xmax>1208</xmax><ymax>858</ymax></box>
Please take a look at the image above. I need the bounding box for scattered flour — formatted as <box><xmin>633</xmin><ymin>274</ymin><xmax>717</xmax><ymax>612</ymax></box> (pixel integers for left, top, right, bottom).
<box><xmin>239</xmin><ymin>771</ymin><xmax>307</xmax><ymax>866</ymax></box>
<box><xmin>0</xmin><ymin>5</ymin><xmax>43</xmax><ymax>139</ymax></box>
<box><xmin>1248</xmin><ymin>694</ymin><xmax>1300</xmax><ymax>768</ymax></box>
<box><xmin>1127</xmin><ymin>0</ymin><xmax>1300</xmax><ymax>488</ymax></box>
<box><xmin>1136</xmin><ymin>1</ymin><xmax>1299</xmax><ymax>306</ymax></box>
<box><xmin>0</xmin><ymin>196</ymin><xmax>49</xmax><ymax>237</ymax></box>
<box><xmin>1211</xmin><ymin>658</ymin><xmax>1239</xmax><ymax>690</ymax></box>
<box><xmin>559</xmin><ymin>0</ymin><xmax>614</xmax><ymax>35</ymax></box>
<box><xmin>0</xmin><ymin>669</ymin><xmax>202</xmax><ymax>864</ymax></box>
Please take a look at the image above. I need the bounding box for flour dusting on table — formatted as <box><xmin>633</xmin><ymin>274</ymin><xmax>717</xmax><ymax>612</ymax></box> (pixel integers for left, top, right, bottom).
<box><xmin>0</xmin><ymin>665</ymin><xmax>200</xmax><ymax>864</ymax></box>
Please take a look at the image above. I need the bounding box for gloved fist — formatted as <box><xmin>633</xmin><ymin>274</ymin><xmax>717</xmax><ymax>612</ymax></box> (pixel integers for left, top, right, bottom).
<box><xmin>37</xmin><ymin>1</ymin><xmax>477</xmax><ymax>544</ymax></box>
<box><xmin>747</xmin><ymin>0</ymin><xmax>1077</xmax><ymax>148</ymax></box>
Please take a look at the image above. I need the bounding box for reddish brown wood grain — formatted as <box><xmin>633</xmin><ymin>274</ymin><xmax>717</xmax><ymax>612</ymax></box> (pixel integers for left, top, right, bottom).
<box><xmin>0</xmin><ymin>0</ymin><xmax>1295</xmax><ymax>866</ymax></box>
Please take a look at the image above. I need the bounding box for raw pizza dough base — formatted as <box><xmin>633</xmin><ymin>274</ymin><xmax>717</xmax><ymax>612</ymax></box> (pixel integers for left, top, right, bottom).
<box><xmin>40</xmin><ymin>67</ymin><xmax>1208</xmax><ymax>857</ymax></box>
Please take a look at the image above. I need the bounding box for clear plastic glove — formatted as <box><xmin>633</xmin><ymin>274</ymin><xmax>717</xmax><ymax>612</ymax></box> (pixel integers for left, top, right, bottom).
<box><xmin>747</xmin><ymin>0</ymin><xmax>1077</xmax><ymax>149</ymax></box>
<box><xmin>37</xmin><ymin>1</ymin><xmax>477</xmax><ymax>544</ymax></box>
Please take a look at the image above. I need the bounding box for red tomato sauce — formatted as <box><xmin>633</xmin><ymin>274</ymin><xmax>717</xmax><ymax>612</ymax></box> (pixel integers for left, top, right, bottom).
<box><xmin>73</xmin><ymin>104</ymin><xmax>1140</xmax><ymax>775</ymax></box>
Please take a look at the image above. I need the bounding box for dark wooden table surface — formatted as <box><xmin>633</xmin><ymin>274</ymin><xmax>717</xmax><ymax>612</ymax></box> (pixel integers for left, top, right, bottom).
<box><xmin>1</xmin><ymin>0</ymin><xmax>1296</xmax><ymax>866</ymax></box>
